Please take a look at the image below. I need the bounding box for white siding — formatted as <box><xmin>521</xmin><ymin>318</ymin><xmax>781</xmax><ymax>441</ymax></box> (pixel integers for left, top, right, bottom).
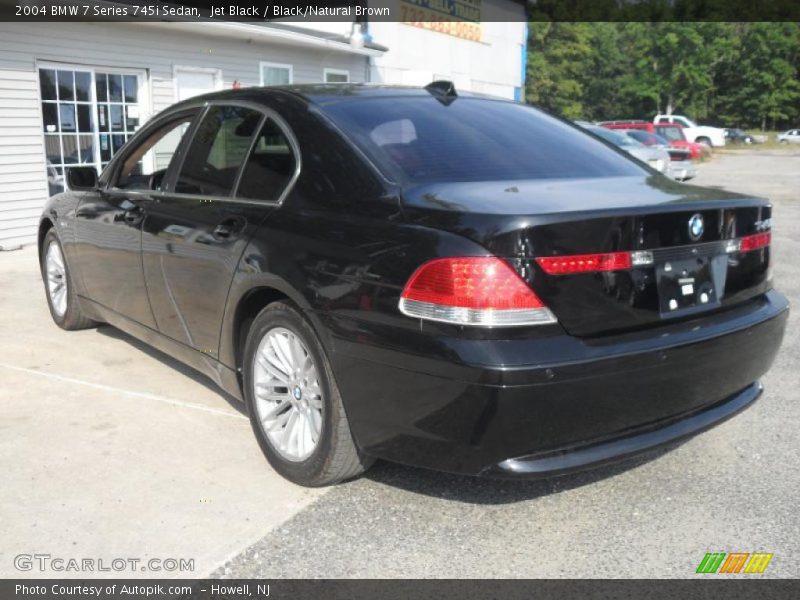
<box><xmin>0</xmin><ymin>22</ymin><xmax>368</xmax><ymax>250</ymax></box>
<box><xmin>368</xmin><ymin>0</ymin><xmax>526</xmax><ymax>100</ymax></box>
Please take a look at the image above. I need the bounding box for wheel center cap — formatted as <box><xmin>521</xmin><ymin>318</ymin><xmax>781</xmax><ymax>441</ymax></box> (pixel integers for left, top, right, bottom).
<box><xmin>293</xmin><ymin>386</ymin><xmax>302</xmax><ymax>401</ymax></box>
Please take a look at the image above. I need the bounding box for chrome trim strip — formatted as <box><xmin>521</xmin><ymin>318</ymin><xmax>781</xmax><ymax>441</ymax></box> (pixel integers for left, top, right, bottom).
<box><xmin>398</xmin><ymin>298</ymin><xmax>558</xmax><ymax>328</ymax></box>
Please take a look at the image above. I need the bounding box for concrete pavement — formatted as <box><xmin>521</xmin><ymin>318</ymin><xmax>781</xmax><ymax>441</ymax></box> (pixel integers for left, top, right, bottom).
<box><xmin>0</xmin><ymin>248</ymin><xmax>326</xmax><ymax>578</ymax></box>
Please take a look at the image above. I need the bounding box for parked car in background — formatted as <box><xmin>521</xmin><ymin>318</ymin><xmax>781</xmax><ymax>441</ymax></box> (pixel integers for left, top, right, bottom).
<box><xmin>598</xmin><ymin>120</ymin><xmax>707</xmax><ymax>160</ymax></box>
<box><xmin>623</xmin><ymin>130</ymin><xmax>697</xmax><ymax>181</ymax></box>
<box><xmin>724</xmin><ymin>128</ymin><xmax>766</xmax><ymax>144</ymax></box>
<box><xmin>585</xmin><ymin>125</ymin><xmax>670</xmax><ymax>174</ymax></box>
<box><xmin>777</xmin><ymin>129</ymin><xmax>800</xmax><ymax>144</ymax></box>
<box><xmin>654</xmin><ymin>114</ymin><xmax>726</xmax><ymax>147</ymax></box>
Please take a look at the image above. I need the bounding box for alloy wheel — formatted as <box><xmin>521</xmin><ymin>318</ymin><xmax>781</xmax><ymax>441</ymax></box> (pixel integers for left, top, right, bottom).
<box><xmin>45</xmin><ymin>241</ymin><xmax>68</xmax><ymax>317</ymax></box>
<box><xmin>253</xmin><ymin>327</ymin><xmax>323</xmax><ymax>461</ymax></box>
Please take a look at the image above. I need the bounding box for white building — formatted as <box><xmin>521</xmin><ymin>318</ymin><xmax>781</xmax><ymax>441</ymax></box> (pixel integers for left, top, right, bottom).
<box><xmin>0</xmin><ymin>1</ymin><xmax>526</xmax><ymax>249</ymax></box>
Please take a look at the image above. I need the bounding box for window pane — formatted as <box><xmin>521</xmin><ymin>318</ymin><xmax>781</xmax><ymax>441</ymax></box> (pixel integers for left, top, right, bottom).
<box><xmin>75</xmin><ymin>71</ymin><xmax>91</xmax><ymax>101</ymax></box>
<box><xmin>44</xmin><ymin>135</ymin><xmax>62</xmax><ymax>164</ymax></box>
<box><xmin>123</xmin><ymin>75</ymin><xmax>138</xmax><ymax>102</ymax></box>
<box><xmin>57</xmin><ymin>70</ymin><xmax>74</xmax><ymax>101</ymax></box>
<box><xmin>108</xmin><ymin>74</ymin><xmax>122</xmax><ymax>102</ymax></box>
<box><xmin>98</xmin><ymin>105</ymin><xmax>109</xmax><ymax>132</ymax></box>
<box><xmin>175</xmin><ymin>105</ymin><xmax>260</xmax><ymax>196</ymax></box>
<box><xmin>116</xmin><ymin>115</ymin><xmax>196</xmax><ymax>190</ymax></box>
<box><xmin>110</xmin><ymin>105</ymin><xmax>123</xmax><ymax>131</ymax></box>
<box><xmin>47</xmin><ymin>164</ymin><xmax>64</xmax><ymax>196</ymax></box>
<box><xmin>78</xmin><ymin>135</ymin><xmax>95</xmax><ymax>163</ymax></box>
<box><xmin>100</xmin><ymin>134</ymin><xmax>111</xmax><ymax>162</ymax></box>
<box><xmin>39</xmin><ymin>69</ymin><xmax>57</xmax><ymax>100</ymax></box>
<box><xmin>62</xmin><ymin>135</ymin><xmax>78</xmax><ymax>164</ymax></box>
<box><xmin>112</xmin><ymin>134</ymin><xmax>125</xmax><ymax>153</ymax></box>
<box><xmin>125</xmin><ymin>105</ymin><xmax>139</xmax><ymax>130</ymax></box>
<box><xmin>262</xmin><ymin>66</ymin><xmax>290</xmax><ymax>86</ymax></box>
<box><xmin>96</xmin><ymin>73</ymin><xmax>108</xmax><ymax>102</ymax></box>
<box><xmin>42</xmin><ymin>103</ymin><xmax>58</xmax><ymax>132</ymax></box>
<box><xmin>322</xmin><ymin>97</ymin><xmax>645</xmax><ymax>183</ymax></box>
<box><xmin>325</xmin><ymin>71</ymin><xmax>349</xmax><ymax>83</ymax></box>
<box><xmin>59</xmin><ymin>104</ymin><xmax>76</xmax><ymax>132</ymax></box>
<box><xmin>77</xmin><ymin>104</ymin><xmax>93</xmax><ymax>132</ymax></box>
<box><xmin>237</xmin><ymin>119</ymin><xmax>296</xmax><ymax>201</ymax></box>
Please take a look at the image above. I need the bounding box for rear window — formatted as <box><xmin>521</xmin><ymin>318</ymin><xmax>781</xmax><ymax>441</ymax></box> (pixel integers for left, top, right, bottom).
<box><xmin>321</xmin><ymin>97</ymin><xmax>644</xmax><ymax>183</ymax></box>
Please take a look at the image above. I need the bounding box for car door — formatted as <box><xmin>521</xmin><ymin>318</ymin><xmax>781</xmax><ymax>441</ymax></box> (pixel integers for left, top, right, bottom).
<box><xmin>73</xmin><ymin>109</ymin><xmax>200</xmax><ymax>328</ymax></box>
<box><xmin>141</xmin><ymin>103</ymin><xmax>299</xmax><ymax>358</ymax></box>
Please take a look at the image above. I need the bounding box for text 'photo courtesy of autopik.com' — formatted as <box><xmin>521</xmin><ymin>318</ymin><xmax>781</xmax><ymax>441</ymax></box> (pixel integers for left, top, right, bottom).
<box><xmin>0</xmin><ymin>0</ymin><xmax>799</xmax><ymax>597</ymax></box>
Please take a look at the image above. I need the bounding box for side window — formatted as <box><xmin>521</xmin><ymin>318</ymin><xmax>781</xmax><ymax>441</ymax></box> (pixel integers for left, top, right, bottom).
<box><xmin>675</xmin><ymin>117</ymin><xmax>690</xmax><ymax>128</ymax></box>
<box><xmin>115</xmin><ymin>115</ymin><xmax>195</xmax><ymax>190</ymax></box>
<box><xmin>656</xmin><ymin>117</ymin><xmax>669</xmax><ymax>124</ymax></box>
<box><xmin>237</xmin><ymin>119</ymin><xmax>297</xmax><ymax>202</ymax></box>
<box><xmin>174</xmin><ymin>105</ymin><xmax>261</xmax><ymax>197</ymax></box>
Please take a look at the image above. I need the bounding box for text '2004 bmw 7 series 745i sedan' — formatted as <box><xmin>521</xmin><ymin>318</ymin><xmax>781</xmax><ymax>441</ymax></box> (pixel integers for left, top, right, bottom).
<box><xmin>39</xmin><ymin>82</ymin><xmax>788</xmax><ymax>486</ymax></box>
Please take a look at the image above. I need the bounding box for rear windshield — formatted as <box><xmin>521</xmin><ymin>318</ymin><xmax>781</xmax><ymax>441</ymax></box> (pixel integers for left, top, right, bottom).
<box><xmin>321</xmin><ymin>97</ymin><xmax>644</xmax><ymax>183</ymax></box>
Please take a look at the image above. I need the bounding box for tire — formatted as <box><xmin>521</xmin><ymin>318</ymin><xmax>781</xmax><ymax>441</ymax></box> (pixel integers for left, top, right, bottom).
<box><xmin>40</xmin><ymin>229</ymin><xmax>97</xmax><ymax>330</ymax></box>
<box><xmin>696</xmin><ymin>136</ymin><xmax>712</xmax><ymax>147</ymax></box>
<box><xmin>243</xmin><ymin>301</ymin><xmax>374</xmax><ymax>486</ymax></box>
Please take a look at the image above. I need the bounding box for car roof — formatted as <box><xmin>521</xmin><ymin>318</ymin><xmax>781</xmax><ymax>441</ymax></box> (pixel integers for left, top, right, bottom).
<box><xmin>166</xmin><ymin>83</ymin><xmax>506</xmax><ymax>111</ymax></box>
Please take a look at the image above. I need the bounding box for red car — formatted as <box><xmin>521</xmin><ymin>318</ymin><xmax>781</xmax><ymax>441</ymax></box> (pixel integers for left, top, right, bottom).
<box><xmin>599</xmin><ymin>120</ymin><xmax>707</xmax><ymax>159</ymax></box>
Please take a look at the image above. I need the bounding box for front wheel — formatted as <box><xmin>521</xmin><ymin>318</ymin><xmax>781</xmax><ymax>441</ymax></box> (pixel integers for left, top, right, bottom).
<box><xmin>243</xmin><ymin>301</ymin><xmax>373</xmax><ymax>486</ymax></box>
<box><xmin>40</xmin><ymin>229</ymin><xmax>97</xmax><ymax>330</ymax></box>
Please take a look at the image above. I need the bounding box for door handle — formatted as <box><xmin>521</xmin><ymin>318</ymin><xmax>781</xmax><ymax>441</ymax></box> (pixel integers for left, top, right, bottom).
<box><xmin>124</xmin><ymin>205</ymin><xmax>144</xmax><ymax>224</ymax></box>
<box><xmin>213</xmin><ymin>218</ymin><xmax>245</xmax><ymax>240</ymax></box>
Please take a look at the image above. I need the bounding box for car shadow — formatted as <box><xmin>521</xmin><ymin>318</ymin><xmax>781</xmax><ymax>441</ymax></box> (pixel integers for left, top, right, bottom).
<box><xmin>93</xmin><ymin>324</ymin><xmax>246</xmax><ymax>416</ymax></box>
<box><xmin>361</xmin><ymin>441</ymin><xmax>686</xmax><ymax>505</ymax></box>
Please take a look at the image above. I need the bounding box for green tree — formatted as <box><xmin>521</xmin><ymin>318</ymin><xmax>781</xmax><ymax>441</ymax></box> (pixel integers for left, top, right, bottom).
<box><xmin>714</xmin><ymin>23</ymin><xmax>800</xmax><ymax>129</ymax></box>
<box><xmin>525</xmin><ymin>23</ymin><xmax>593</xmax><ymax>119</ymax></box>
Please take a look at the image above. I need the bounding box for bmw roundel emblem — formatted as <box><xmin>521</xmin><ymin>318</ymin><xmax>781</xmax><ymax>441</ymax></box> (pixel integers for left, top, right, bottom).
<box><xmin>688</xmin><ymin>213</ymin><xmax>704</xmax><ymax>240</ymax></box>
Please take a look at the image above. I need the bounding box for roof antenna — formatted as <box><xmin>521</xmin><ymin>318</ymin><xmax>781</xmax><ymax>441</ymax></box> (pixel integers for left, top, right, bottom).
<box><xmin>425</xmin><ymin>80</ymin><xmax>458</xmax><ymax>106</ymax></box>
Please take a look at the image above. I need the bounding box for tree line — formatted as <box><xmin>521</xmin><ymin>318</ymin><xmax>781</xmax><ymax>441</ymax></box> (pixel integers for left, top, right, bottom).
<box><xmin>525</xmin><ymin>23</ymin><xmax>800</xmax><ymax>130</ymax></box>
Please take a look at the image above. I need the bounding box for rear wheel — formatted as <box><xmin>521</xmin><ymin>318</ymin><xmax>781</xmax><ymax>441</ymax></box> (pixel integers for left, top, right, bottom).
<box><xmin>243</xmin><ymin>301</ymin><xmax>373</xmax><ymax>486</ymax></box>
<box><xmin>40</xmin><ymin>229</ymin><xmax>96</xmax><ymax>330</ymax></box>
<box><xmin>696</xmin><ymin>136</ymin><xmax>712</xmax><ymax>147</ymax></box>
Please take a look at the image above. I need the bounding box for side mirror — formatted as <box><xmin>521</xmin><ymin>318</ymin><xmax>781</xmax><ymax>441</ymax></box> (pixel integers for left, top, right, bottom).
<box><xmin>66</xmin><ymin>166</ymin><xmax>99</xmax><ymax>191</ymax></box>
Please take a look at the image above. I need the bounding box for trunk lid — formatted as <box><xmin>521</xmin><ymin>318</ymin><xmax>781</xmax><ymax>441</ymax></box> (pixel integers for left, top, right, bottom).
<box><xmin>400</xmin><ymin>176</ymin><xmax>772</xmax><ymax>336</ymax></box>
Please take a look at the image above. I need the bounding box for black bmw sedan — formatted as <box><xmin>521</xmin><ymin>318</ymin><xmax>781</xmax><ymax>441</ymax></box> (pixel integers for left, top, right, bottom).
<box><xmin>39</xmin><ymin>83</ymin><xmax>788</xmax><ymax>486</ymax></box>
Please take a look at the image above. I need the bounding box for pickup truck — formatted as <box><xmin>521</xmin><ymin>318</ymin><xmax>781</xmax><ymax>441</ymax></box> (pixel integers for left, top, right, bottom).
<box><xmin>653</xmin><ymin>114</ymin><xmax>726</xmax><ymax>148</ymax></box>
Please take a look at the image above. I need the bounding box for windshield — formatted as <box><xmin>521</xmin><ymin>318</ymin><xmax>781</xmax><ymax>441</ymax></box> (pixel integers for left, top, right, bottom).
<box><xmin>627</xmin><ymin>130</ymin><xmax>669</xmax><ymax>146</ymax></box>
<box><xmin>589</xmin><ymin>126</ymin><xmax>642</xmax><ymax>148</ymax></box>
<box><xmin>655</xmin><ymin>126</ymin><xmax>686</xmax><ymax>142</ymax></box>
<box><xmin>321</xmin><ymin>97</ymin><xmax>645</xmax><ymax>183</ymax></box>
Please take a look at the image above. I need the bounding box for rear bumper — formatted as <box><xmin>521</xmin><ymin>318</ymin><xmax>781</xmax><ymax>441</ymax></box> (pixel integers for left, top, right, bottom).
<box><xmin>329</xmin><ymin>290</ymin><xmax>788</xmax><ymax>477</ymax></box>
<box><xmin>667</xmin><ymin>160</ymin><xmax>697</xmax><ymax>181</ymax></box>
<box><xmin>490</xmin><ymin>382</ymin><xmax>761</xmax><ymax>478</ymax></box>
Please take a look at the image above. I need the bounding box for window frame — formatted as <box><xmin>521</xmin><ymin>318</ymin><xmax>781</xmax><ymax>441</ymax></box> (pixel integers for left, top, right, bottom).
<box><xmin>259</xmin><ymin>61</ymin><xmax>293</xmax><ymax>87</ymax></box>
<box><xmin>104</xmin><ymin>107</ymin><xmax>202</xmax><ymax>192</ymax></box>
<box><xmin>115</xmin><ymin>100</ymin><xmax>301</xmax><ymax>207</ymax></box>
<box><xmin>323</xmin><ymin>68</ymin><xmax>350</xmax><ymax>83</ymax></box>
<box><xmin>35</xmin><ymin>61</ymin><xmax>150</xmax><ymax>192</ymax></box>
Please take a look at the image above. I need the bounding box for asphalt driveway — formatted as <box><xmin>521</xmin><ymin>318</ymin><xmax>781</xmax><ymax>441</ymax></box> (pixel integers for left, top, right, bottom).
<box><xmin>1</xmin><ymin>150</ymin><xmax>798</xmax><ymax>579</ymax></box>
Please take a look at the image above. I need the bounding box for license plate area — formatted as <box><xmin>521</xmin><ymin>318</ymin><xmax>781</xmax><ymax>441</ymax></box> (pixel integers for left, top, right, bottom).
<box><xmin>656</xmin><ymin>257</ymin><xmax>720</xmax><ymax>317</ymax></box>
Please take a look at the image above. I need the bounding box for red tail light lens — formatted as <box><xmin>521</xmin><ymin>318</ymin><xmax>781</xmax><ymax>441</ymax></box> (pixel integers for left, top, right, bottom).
<box><xmin>398</xmin><ymin>257</ymin><xmax>556</xmax><ymax>327</ymax></box>
<box><xmin>739</xmin><ymin>232</ymin><xmax>771</xmax><ymax>252</ymax></box>
<box><xmin>536</xmin><ymin>252</ymin><xmax>632</xmax><ymax>275</ymax></box>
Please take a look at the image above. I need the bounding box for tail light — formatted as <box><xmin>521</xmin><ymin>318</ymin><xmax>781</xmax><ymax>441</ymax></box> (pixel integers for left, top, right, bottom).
<box><xmin>734</xmin><ymin>232</ymin><xmax>771</xmax><ymax>253</ymax></box>
<box><xmin>536</xmin><ymin>252</ymin><xmax>633</xmax><ymax>275</ymax></box>
<box><xmin>398</xmin><ymin>257</ymin><xmax>556</xmax><ymax>327</ymax></box>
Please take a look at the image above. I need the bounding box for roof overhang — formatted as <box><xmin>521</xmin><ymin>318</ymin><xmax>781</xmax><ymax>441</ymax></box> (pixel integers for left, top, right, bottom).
<box><xmin>141</xmin><ymin>21</ymin><xmax>387</xmax><ymax>57</ymax></box>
